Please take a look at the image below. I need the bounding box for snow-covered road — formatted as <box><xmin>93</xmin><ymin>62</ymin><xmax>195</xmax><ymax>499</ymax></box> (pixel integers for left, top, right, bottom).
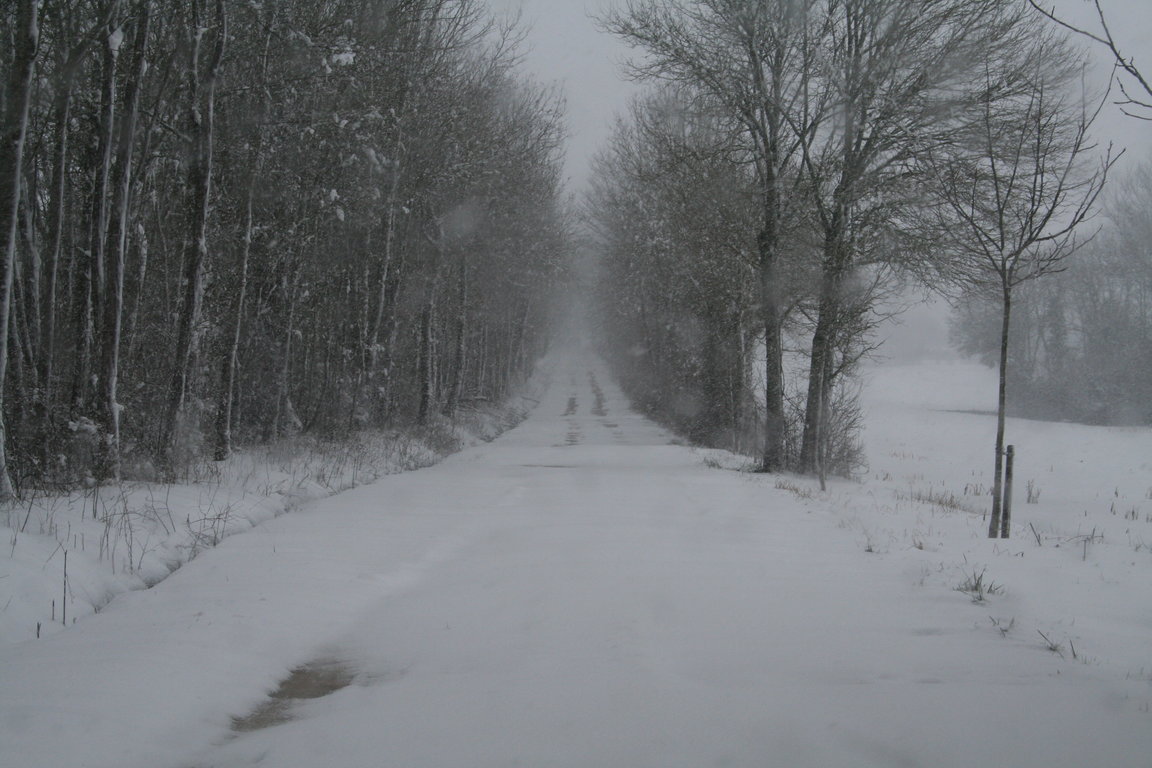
<box><xmin>2</xmin><ymin>350</ymin><xmax>1148</xmax><ymax>768</ymax></box>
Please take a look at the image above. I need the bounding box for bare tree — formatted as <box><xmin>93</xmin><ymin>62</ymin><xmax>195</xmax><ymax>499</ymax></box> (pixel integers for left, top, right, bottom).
<box><xmin>0</xmin><ymin>0</ymin><xmax>41</xmax><ymax>498</ymax></box>
<box><xmin>37</xmin><ymin>2</ymin><xmax>118</xmax><ymax>473</ymax></box>
<box><xmin>99</xmin><ymin>0</ymin><xmax>151</xmax><ymax>481</ymax></box>
<box><xmin>926</xmin><ymin>33</ymin><xmax>1116</xmax><ymax>538</ymax></box>
<box><xmin>795</xmin><ymin>0</ymin><xmax>1027</xmax><ymax>478</ymax></box>
<box><xmin>603</xmin><ymin>0</ymin><xmax>824</xmax><ymax>472</ymax></box>
<box><xmin>69</xmin><ymin>0</ymin><xmax>121</xmax><ymax>424</ymax></box>
<box><xmin>158</xmin><ymin>0</ymin><xmax>225</xmax><ymax>470</ymax></box>
<box><xmin>1027</xmin><ymin>0</ymin><xmax>1152</xmax><ymax>120</ymax></box>
<box><xmin>211</xmin><ymin>0</ymin><xmax>276</xmax><ymax>462</ymax></box>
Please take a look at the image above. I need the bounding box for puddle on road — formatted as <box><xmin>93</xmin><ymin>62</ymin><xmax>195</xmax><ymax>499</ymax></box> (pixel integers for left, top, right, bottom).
<box><xmin>230</xmin><ymin>659</ymin><xmax>356</xmax><ymax>733</ymax></box>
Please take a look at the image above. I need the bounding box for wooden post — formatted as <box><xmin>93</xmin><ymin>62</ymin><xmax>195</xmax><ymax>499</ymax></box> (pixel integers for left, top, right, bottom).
<box><xmin>1001</xmin><ymin>445</ymin><xmax>1015</xmax><ymax>538</ymax></box>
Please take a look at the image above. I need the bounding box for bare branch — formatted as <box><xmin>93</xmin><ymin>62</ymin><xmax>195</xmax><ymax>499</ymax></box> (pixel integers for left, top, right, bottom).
<box><xmin>1027</xmin><ymin>0</ymin><xmax>1152</xmax><ymax>119</ymax></box>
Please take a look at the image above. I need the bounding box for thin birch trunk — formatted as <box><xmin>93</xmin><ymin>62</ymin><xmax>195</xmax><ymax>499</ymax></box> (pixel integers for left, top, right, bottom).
<box><xmin>159</xmin><ymin>0</ymin><xmax>225</xmax><ymax>468</ymax></box>
<box><xmin>212</xmin><ymin>174</ymin><xmax>252</xmax><ymax>460</ymax></box>
<box><xmin>213</xmin><ymin>2</ymin><xmax>272</xmax><ymax>460</ymax></box>
<box><xmin>98</xmin><ymin>1</ymin><xmax>150</xmax><ymax>481</ymax></box>
<box><xmin>271</xmin><ymin>265</ymin><xmax>299</xmax><ymax>439</ymax></box>
<box><xmin>367</xmin><ymin>133</ymin><xmax>403</xmax><ymax>374</ymax></box>
<box><xmin>443</xmin><ymin>254</ymin><xmax>467</xmax><ymax>417</ymax></box>
<box><xmin>416</xmin><ymin>271</ymin><xmax>438</xmax><ymax>425</ymax></box>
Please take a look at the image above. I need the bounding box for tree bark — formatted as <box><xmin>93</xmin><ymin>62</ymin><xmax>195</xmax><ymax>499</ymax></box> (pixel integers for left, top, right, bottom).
<box><xmin>41</xmin><ymin>15</ymin><xmax>101</xmax><ymax>438</ymax></box>
<box><xmin>212</xmin><ymin>173</ymin><xmax>252</xmax><ymax>460</ymax></box>
<box><xmin>442</xmin><ymin>254</ymin><xmax>467</xmax><ymax>417</ymax></box>
<box><xmin>271</xmin><ymin>267</ymin><xmax>299</xmax><ymax>440</ymax></box>
<box><xmin>366</xmin><ymin>129</ymin><xmax>404</xmax><ymax>376</ymax></box>
<box><xmin>213</xmin><ymin>2</ymin><xmax>272</xmax><ymax>461</ymax></box>
<box><xmin>416</xmin><ymin>270</ymin><xmax>439</xmax><ymax>425</ymax></box>
<box><xmin>159</xmin><ymin>0</ymin><xmax>225</xmax><ymax>468</ymax></box>
<box><xmin>0</xmin><ymin>0</ymin><xmax>41</xmax><ymax>498</ymax></box>
<box><xmin>71</xmin><ymin>2</ymin><xmax>121</xmax><ymax>421</ymax></box>
<box><xmin>989</xmin><ymin>285</ymin><xmax>1012</xmax><ymax>538</ymax></box>
<box><xmin>40</xmin><ymin>59</ymin><xmax>80</xmax><ymax>469</ymax></box>
<box><xmin>376</xmin><ymin>247</ymin><xmax>407</xmax><ymax>423</ymax></box>
<box><xmin>99</xmin><ymin>1</ymin><xmax>150</xmax><ymax>481</ymax></box>
<box><xmin>800</xmin><ymin>253</ymin><xmax>845</xmax><ymax>474</ymax></box>
<box><xmin>758</xmin><ymin>223</ymin><xmax>786</xmax><ymax>473</ymax></box>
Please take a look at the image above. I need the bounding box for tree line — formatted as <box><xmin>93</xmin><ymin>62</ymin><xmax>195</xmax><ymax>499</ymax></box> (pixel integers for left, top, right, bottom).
<box><xmin>0</xmin><ymin>0</ymin><xmax>570</xmax><ymax>497</ymax></box>
<box><xmin>587</xmin><ymin>0</ymin><xmax>1117</xmax><ymax>531</ymax></box>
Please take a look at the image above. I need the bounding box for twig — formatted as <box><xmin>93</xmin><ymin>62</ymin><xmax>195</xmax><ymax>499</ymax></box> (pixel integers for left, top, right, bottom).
<box><xmin>1037</xmin><ymin>629</ymin><xmax>1064</xmax><ymax>658</ymax></box>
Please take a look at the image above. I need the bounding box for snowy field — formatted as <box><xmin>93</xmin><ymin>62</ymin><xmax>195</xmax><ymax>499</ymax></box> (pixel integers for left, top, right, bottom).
<box><xmin>1</xmin><ymin>348</ymin><xmax>1150</xmax><ymax>767</ymax></box>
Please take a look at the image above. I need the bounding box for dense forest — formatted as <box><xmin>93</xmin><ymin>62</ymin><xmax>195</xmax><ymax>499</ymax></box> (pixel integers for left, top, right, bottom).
<box><xmin>0</xmin><ymin>0</ymin><xmax>570</xmax><ymax>497</ymax></box>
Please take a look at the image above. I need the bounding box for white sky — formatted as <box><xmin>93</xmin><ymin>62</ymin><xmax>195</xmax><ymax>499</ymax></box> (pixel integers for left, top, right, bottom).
<box><xmin>492</xmin><ymin>0</ymin><xmax>639</xmax><ymax>192</ymax></box>
<box><xmin>495</xmin><ymin>0</ymin><xmax>1152</xmax><ymax>195</ymax></box>
<box><xmin>1042</xmin><ymin>0</ymin><xmax>1152</xmax><ymax>163</ymax></box>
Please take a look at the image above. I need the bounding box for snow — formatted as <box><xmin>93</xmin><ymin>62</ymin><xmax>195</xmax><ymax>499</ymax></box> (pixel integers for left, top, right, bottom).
<box><xmin>0</xmin><ymin>420</ymin><xmax>518</xmax><ymax>648</ymax></box>
<box><xmin>1</xmin><ymin>348</ymin><xmax>1150</xmax><ymax>767</ymax></box>
<box><xmin>107</xmin><ymin>27</ymin><xmax>125</xmax><ymax>56</ymax></box>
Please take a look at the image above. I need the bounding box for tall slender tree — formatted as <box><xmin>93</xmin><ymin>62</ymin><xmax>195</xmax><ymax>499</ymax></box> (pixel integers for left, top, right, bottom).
<box><xmin>159</xmin><ymin>0</ymin><xmax>225</xmax><ymax>470</ymax></box>
<box><xmin>98</xmin><ymin>0</ymin><xmax>151</xmax><ymax>481</ymax></box>
<box><xmin>0</xmin><ymin>0</ymin><xmax>41</xmax><ymax>498</ymax></box>
<box><xmin>926</xmin><ymin>32</ymin><xmax>1115</xmax><ymax>538</ymax></box>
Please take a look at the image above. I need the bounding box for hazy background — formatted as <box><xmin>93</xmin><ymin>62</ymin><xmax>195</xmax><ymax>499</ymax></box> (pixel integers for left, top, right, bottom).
<box><xmin>494</xmin><ymin>0</ymin><xmax>1152</xmax><ymax>361</ymax></box>
<box><xmin>495</xmin><ymin>0</ymin><xmax>1152</xmax><ymax>194</ymax></box>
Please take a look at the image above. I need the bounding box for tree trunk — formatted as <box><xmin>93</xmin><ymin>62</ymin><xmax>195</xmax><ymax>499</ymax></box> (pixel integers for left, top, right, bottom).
<box><xmin>989</xmin><ymin>285</ymin><xmax>1012</xmax><ymax>538</ymax></box>
<box><xmin>800</xmin><ymin>259</ymin><xmax>845</xmax><ymax>474</ymax></box>
<box><xmin>72</xmin><ymin>5</ymin><xmax>121</xmax><ymax>421</ymax></box>
<box><xmin>0</xmin><ymin>0</ymin><xmax>40</xmax><ymax>499</ymax></box>
<box><xmin>10</xmin><ymin>228</ymin><xmax>37</xmax><ymax>461</ymax></box>
<box><xmin>159</xmin><ymin>0</ymin><xmax>225</xmax><ymax>468</ymax></box>
<box><xmin>41</xmin><ymin>21</ymin><xmax>99</xmax><ymax>449</ymax></box>
<box><xmin>213</xmin><ymin>2</ymin><xmax>272</xmax><ymax>460</ymax></box>
<box><xmin>271</xmin><ymin>265</ymin><xmax>299</xmax><ymax>440</ymax></box>
<box><xmin>17</xmin><ymin>166</ymin><xmax>41</xmax><ymax>382</ymax></box>
<box><xmin>366</xmin><ymin>131</ymin><xmax>403</xmax><ymax>375</ymax></box>
<box><xmin>511</xmin><ymin>300</ymin><xmax>530</xmax><ymax>389</ymax></box>
<box><xmin>123</xmin><ymin>221</ymin><xmax>148</xmax><ymax>362</ymax></box>
<box><xmin>443</xmin><ymin>254</ymin><xmax>467</xmax><ymax>417</ymax></box>
<box><xmin>212</xmin><ymin>173</ymin><xmax>252</xmax><ymax>461</ymax></box>
<box><xmin>40</xmin><ymin>73</ymin><xmax>76</xmax><ymax>470</ymax></box>
<box><xmin>758</xmin><ymin>221</ymin><xmax>786</xmax><ymax>473</ymax></box>
<box><xmin>416</xmin><ymin>271</ymin><xmax>438</xmax><ymax>425</ymax></box>
<box><xmin>734</xmin><ymin>308</ymin><xmax>750</xmax><ymax>453</ymax></box>
<box><xmin>99</xmin><ymin>1</ymin><xmax>150</xmax><ymax>482</ymax></box>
